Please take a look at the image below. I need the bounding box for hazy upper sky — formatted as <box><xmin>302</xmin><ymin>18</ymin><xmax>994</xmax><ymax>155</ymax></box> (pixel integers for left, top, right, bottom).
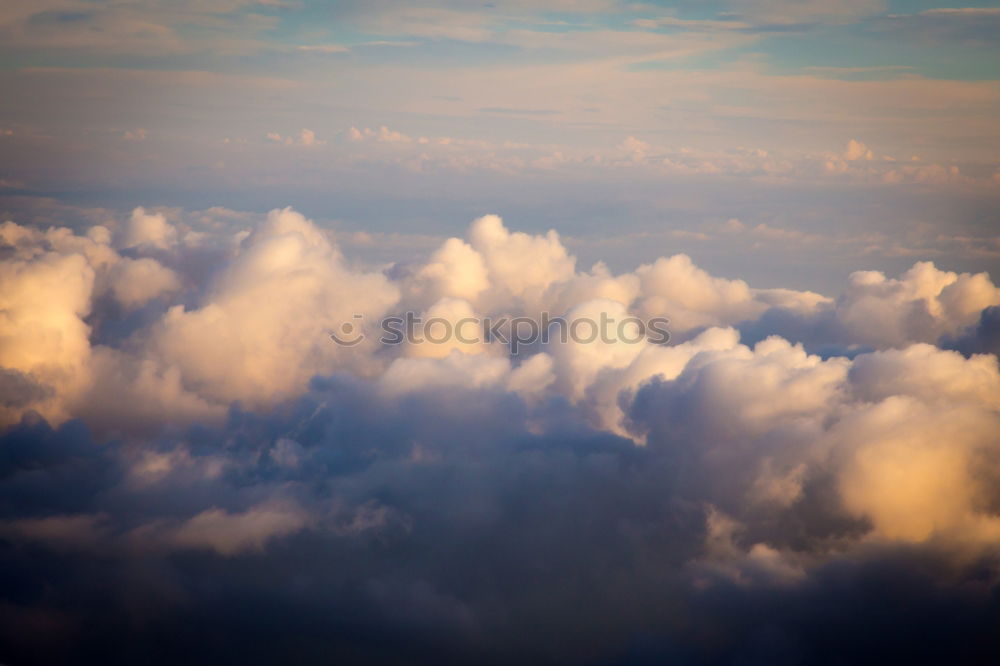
<box><xmin>1</xmin><ymin>0</ymin><xmax>998</xmax><ymax>291</ymax></box>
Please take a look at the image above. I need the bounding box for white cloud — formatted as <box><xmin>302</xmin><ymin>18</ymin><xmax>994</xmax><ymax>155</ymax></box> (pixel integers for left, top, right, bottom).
<box><xmin>0</xmin><ymin>230</ymin><xmax>95</xmax><ymax>424</ymax></box>
<box><xmin>122</xmin><ymin>206</ymin><xmax>177</xmax><ymax>250</ymax></box>
<box><xmin>108</xmin><ymin>257</ymin><xmax>181</xmax><ymax>308</ymax></box>
<box><xmin>348</xmin><ymin>125</ymin><xmax>413</xmax><ymax>143</ymax></box>
<box><xmin>379</xmin><ymin>350</ymin><xmax>512</xmax><ymax>397</ymax></box>
<box><xmin>834</xmin><ymin>395</ymin><xmax>1000</xmax><ymax>544</ymax></box>
<box><xmin>150</xmin><ymin>207</ymin><xmax>398</xmax><ymax>406</ymax></box>
<box><xmin>267</xmin><ymin>129</ymin><xmax>324</xmax><ymax>146</ymax></box>
<box><xmin>467</xmin><ymin>214</ymin><xmax>576</xmax><ymax>309</ymax></box>
<box><xmin>411</xmin><ymin>237</ymin><xmax>490</xmax><ymax>304</ymax></box>
<box><xmin>833</xmin><ymin>261</ymin><xmax>1000</xmax><ymax>348</ymax></box>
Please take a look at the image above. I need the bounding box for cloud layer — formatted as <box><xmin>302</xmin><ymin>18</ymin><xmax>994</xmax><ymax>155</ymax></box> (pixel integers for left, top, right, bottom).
<box><xmin>1</xmin><ymin>206</ymin><xmax>999</xmax><ymax>664</ymax></box>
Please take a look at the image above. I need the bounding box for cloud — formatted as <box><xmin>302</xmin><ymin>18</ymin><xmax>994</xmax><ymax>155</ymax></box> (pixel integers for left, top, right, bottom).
<box><xmin>2</xmin><ymin>0</ymin><xmax>1000</xmax><ymax>656</ymax></box>
<box><xmin>724</xmin><ymin>0</ymin><xmax>886</xmax><ymax>26</ymax></box>
<box><xmin>296</xmin><ymin>44</ymin><xmax>349</xmax><ymax>54</ymax></box>
<box><xmin>834</xmin><ymin>395</ymin><xmax>1000</xmax><ymax>544</ymax></box>
<box><xmin>410</xmin><ymin>237</ymin><xmax>490</xmax><ymax>304</ymax></box>
<box><xmin>325</xmin><ymin>127</ymin><xmax>994</xmax><ymax>187</ymax></box>
<box><xmin>467</xmin><ymin>213</ymin><xmax>576</xmax><ymax>308</ymax></box>
<box><xmin>136</xmin><ymin>500</ymin><xmax>311</xmax><ymax>556</ymax></box>
<box><xmin>4</xmin><ymin>207</ymin><xmax>997</xmax><ymax>434</ymax></box>
<box><xmin>0</xmin><ymin>229</ymin><xmax>95</xmax><ymax>425</ymax></box>
<box><xmin>149</xmin><ymin>207</ymin><xmax>398</xmax><ymax>406</ymax></box>
<box><xmin>876</xmin><ymin>7</ymin><xmax>1000</xmax><ymax>46</ymax></box>
<box><xmin>122</xmin><ymin>206</ymin><xmax>177</xmax><ymax>250</ymax></box>
<box><xmin>943</xmin><ymin>305</ymin><xmax>1000</xmax><ymax>357</ymax></box>
<box><xmin>1</xmin><ymin>206</ymin><xmax>999</xmax><ymax>663</ymax></box>
<box><xmin>742</xmin><ymin>261</ymin><xmax>1000</xmax><ymax>351</ymax></box>
<box><xmin>266</xmin><ymin>128</ymin><xmax>324</xmax><ymax>146</ymax></box>
<box><xmin>0</xmin><ymin>0</ymin><xmax>280</xmax><ymax>55</ymax></box>
<box><xmin>348</xmin><ymin>125</ymin><xmax>413</xmax><ymax>143</ymax></box>
<box><xmin>843</xmin><ymin>138</ymin><xmax>873</xmax><ymax>161</ymax></box>
<box><xmin>108</xmin><ymin>257</ymin><xmax>181</xmax><ymax>308</ymax></box>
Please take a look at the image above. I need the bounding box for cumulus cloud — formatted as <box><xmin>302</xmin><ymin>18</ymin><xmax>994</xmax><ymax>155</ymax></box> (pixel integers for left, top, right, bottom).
<box><xmin>410</xmin><ymin>237</ymin><xmax>490</xmax><ymax>304</ymax></box>
<box><xmin>1</xmin><ymin>206</ymin><xmax>999</xmax><ymax>664</ymax></box>
<box><xmin>149</xmin><ymin>207</ymin><xmax>398</xmax><ymax>406</ymax></box>
<box><xmin>108</xmin><ymin>257</ymin><xmax>181</xmax><ymax>307</ymax></box>
<box><xmin>348</xmin><ymin>125</ymin><xmax>413</xmax><ymax>143</ymax></box>
<box><xmin>122</xmin><ymin>206</ymin><xmax>177</xmax><ymax>250</ymax></box>
<box><xmin>467</xmin><ymin>213</ymin><xmax>576</xmax><ymax>309</ymax></box>
<box><xmin>833</xmin><ymin>395</ymin><xmax>1000</xmax><ymax>544</ymax></box>
<box><xmin>0</xmin><ymin>228</ymin><xmax>95</xmax><ymax>424</ymax></box>
<box><xmin>843</xmin><ymin>138</ymin><xmax>874</xmax><ymax>161</ymax></box>
<box><xmin>266</xmin><ymin>128</ymin><xmax>324</xmax><ymax>146</ymax></box>
<box><xmin>742</xmin><ymin>261</ymin><xmax>1000</xmax><ymax>352</ymax></box>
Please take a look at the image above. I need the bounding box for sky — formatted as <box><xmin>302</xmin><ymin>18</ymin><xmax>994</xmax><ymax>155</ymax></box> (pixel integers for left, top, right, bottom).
<box><xmin>2</xmin><ymin>0</ymin><xmax>1000</xmax><ymax>289</ymax></box>
<box><xmin>1</xmin><ymin>2</ymin><xmax>1000</xmax><ymax>664</ymax></box>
